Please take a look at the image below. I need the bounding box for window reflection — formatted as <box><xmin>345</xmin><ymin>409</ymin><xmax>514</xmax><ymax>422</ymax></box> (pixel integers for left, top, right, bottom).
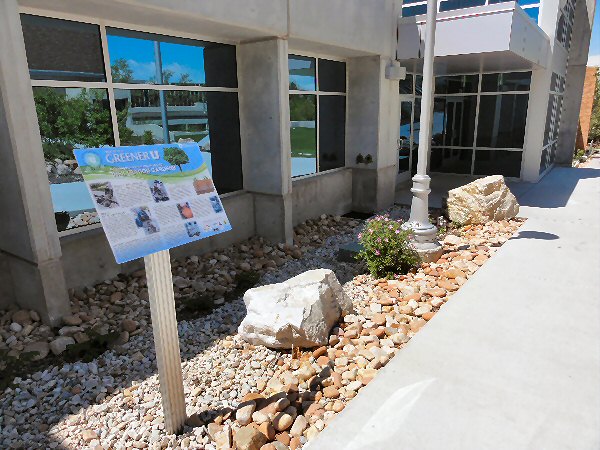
<box><xmin>33</xmin><ymin>87</ymin><xmax>113</xmax><ymax>230</ymax></box>
<box><xmin>318</xmin><ymin>59</ymin><xmax>346</xmax><ymax>93</ymax></box>
<box><xmin>107</xmin><ymin>28</ymin><xmax>237</xmax><ymax>87</ymax></box>
<box><xmin>432</xmin><ymin>96</ymin><xmax>477</xmax><ymax>147</ymax></box>
<box><xmin>430</xmin><ymin>148</ymin><xmax>473</xmax><ymax>174</ymax></box>
<box><xmin>399</xmin><ymin>101</ymin><xmax>413</xmax><ymax>173</ymax></box>
<box><xmin>289</xmin><ymin>94</ymin><xmax>317</xmax><ymax>176</ymax></box>
<box><xmin>289</xmin><ymin>55</ymin><xmax>317</xmax><ymax>91</ymax></box>
<box><xmin>477</xmin><ymin>94</ymin><xmax>529</xmax><ymax>148</ymax></box>
<box><xmin>474</xmin><ymin>150</ymin><xmax>522</xmax><ymax>177</ymax></box>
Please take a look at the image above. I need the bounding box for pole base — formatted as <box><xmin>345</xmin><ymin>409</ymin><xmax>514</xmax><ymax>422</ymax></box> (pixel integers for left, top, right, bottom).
<box><xmin>409</xmin><ymin>239</ymin><xmax>444</xmax><ymax>263</ymax></box>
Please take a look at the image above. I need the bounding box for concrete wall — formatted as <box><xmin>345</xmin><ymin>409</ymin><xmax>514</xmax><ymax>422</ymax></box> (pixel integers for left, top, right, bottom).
<box><xmin>291</xmin><ymin>168</ymin><xmax>353</xmax><ymax>225</ymax></box>
<box><xmin>60</xmin><ymin>192</ymin><xmax>255</xmax><ymax>289</ymax></box>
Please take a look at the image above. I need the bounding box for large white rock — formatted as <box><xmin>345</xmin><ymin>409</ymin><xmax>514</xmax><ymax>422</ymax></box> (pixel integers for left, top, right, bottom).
<box><xmin>447</xmin><ymin>175</ymin><xmax>519</xmax><ymax>225</ymax></box>
<box><xmin>238</xmin><ymin>269</ymin><xmax>353</xmax><ymax>349</ymax></box>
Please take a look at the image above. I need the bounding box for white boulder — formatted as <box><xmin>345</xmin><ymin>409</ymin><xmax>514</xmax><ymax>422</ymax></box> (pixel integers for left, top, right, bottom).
<box><xmin>447</xmin><ymin>175</ymin><xmax>519</xmax><ymax>225</ymax></box>
<box><xmin>238</xmin><ymin>269</ymin><xmax>352</xmax><ymax>349</ymax></box>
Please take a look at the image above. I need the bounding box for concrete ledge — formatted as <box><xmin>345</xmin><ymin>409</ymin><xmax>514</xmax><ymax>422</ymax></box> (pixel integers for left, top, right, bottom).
<box><xmin>292</xmin><ymin>168</ymin><xmax>352</xmax><ymax>225</ymax></box>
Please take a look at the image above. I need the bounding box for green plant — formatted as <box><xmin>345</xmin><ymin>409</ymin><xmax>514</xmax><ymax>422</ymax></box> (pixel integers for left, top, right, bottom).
<box><xmin>357</xmin><ymin>214</ymin><xmax>419</xmax><ymax>279</ymax></box>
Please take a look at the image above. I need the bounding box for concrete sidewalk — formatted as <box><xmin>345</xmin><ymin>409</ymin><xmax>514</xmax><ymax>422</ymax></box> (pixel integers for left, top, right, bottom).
<box><xmin>309</xmin><ymin>165</ymin><xmax>600</xmax><ymax>450</ymax></box>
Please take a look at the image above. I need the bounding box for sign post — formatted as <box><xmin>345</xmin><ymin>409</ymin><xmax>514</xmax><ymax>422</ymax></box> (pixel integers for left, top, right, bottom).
<box><xmin>74</xmin><ymin>143</ymin><xmax>232</xmax><ymax>434</ymax></box>
<box><xmin>145</xmin><ymin>249</ymin><xmax>186</xmax><ymax>434</ymax></box>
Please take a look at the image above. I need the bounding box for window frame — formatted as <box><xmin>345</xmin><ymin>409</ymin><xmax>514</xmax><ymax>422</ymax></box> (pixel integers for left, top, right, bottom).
<box><xmin>288</xmin><ymin>52</ymin><xmax>347</xmax><ymax>177</ymax></box>
<box><xmin>21</xmin><ymin>8</ymin><xmax>241</xmax><ymax>236</ymax></box>
<box><xmin>401</xmin><ymin>0</ymin><xmax>540</xmax><ymax>22</ymax></box>
<box><xmin>398</xmin><ymin>68</ymin><xmax>532</xmax><ymax>179</ymax></box>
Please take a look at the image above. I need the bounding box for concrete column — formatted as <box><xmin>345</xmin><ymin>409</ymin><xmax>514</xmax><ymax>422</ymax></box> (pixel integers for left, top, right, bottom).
<box><xmin>346</xmin><ymin>56</ymin><xmax>400</xmax><ymax>212</ymax></box>
<box><xmin>521</xmin><ymin>67</ymin><xmax>553</xmax><ymax>182</ymax></box>
<box><xmin>237</xmin><ymin>38</ymin><xmax>294</xmax><ymax>244</ymax></box>
<box><xmin>556</xmin><ymin>0</ymin><xmax>596</xmax><ymax>165</ymax></box>
<box><xmin>0</xmin><ymin>0</ymin><xmax>70</xmax><ymax>325</ymax></box>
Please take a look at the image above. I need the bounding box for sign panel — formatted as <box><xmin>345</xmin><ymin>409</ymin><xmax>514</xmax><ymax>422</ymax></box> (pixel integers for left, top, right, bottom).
<box><xmin>74</xmin><ymin>143</ymin><xmax>231</xmax><ymax>263</ymax></box>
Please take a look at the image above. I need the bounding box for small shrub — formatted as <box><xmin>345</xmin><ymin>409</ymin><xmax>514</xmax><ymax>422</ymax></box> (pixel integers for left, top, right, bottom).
<box><xmin>357</xmin><ymin>214</ymin><xmax>419</xmax><ymax>279</ymax></box>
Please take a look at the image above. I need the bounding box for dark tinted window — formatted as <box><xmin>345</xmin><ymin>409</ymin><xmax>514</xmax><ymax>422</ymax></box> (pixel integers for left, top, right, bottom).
<box><xmin>399</xmin><ymin>101</ymin><xmax>413</xmax><ymax>173</ymax></box>
<box><xmin>430</xmin><ymin>148</ymin><xmax>473</xmax><ymax>174</ymax></box>
<box><xmin>477</xmin><ymin>94</ymin><xmax>529</xmax><ymax>148</ymax></box>
<box><xmin>440</xmin><ymin>0</ymin><xmax>486</xmax><ymax>11</ymax></box>
<box><xmin>319</xmin><ymin>96</ymin><xmax>346</xmax><ymax>171</ymax></box>
<box><xmin>204</xmin><ymin>92</ymin><xmax>243</xmax><ymax>193</ymax></box>
<box><xmin>435</xmin><ymin>75</ymin><xmax>478</xmax><ymax>94</ymax></box>
<box><xmin>432</xmin><ymin>96</ymin><xmax>477</xmax><ymax>147</ymax></box>
<box><xmin>21</xmin><ymin>15</ymin><xmax>105</xmax><ymax>82</ymax></box>
<box><xmin>402</xmin><ymin>4</ymin><xmax>428</xmax><ymax>16</ymax></box>
<box><xmin>400</xmin><ymin>74</ymin><xmax>414</xmax><ymax>95</ymax></box>
<box><xmin>474</xmin><ymin>150</ymin><xmax>522</xmax><ymax>177</ymax></box>
<box><xmin>319</xmin><ymin>59</ymin><xmax>346</xmax><ymax>93</ymax></box>
<box><xmin>481</xmin><ymin>72</ymin><xmax>531</xmax><ymax>92</ymax></box>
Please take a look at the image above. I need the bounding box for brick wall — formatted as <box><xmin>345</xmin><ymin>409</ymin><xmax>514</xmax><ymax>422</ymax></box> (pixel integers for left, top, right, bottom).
<box><xmin>576</xmin><ymin>66</ymin><xmax>598</xmax><ymax>149</ymax></box>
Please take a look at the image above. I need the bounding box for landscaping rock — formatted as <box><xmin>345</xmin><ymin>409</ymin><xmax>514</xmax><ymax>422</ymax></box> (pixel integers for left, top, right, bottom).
<box><xmin>238</xmin><ymin>269</ymin><xmax>352</xmax><ymax>348</ymax></box>
<box><xmin>447</xmin><ymin>175</ymin><xmax>519</xmax><ymax>225</ymax></box>
<box><xmin>49</xmin><ymin>336</ymin><xmax>75</xmax><ymax>355</ymax></box>
<box><xmin>234</xmin><ymin>425</ymin><xmax>267</xmax><ymax>450</ymax></box>
<box><xmin>22</xmin><ymin>341</ymin><xmax>50</xmax><ymax>360</ymax></box>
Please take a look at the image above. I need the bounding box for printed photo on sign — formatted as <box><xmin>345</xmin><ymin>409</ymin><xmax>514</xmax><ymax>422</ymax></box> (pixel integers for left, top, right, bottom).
<box><xmin>193</xmin><ymin>177</ymin><xmax>215</xmax><ymax>195</ymax></box>
<box><xmin>177</xmin><ymin>202</ymin><xmax>194</xmax><ymax>219</ymax></box>
<box><xmin>149</xmin><ymin>180</ymin><xmax>170</xmax><ymax>202</ymax></box>
<box><xmin>90</xmin><ymin>182</ymin><xmax>119</xmax><ymax>209</ymax></box>
<box><xmin>132</xmin><ymin>207</ymin><xmax>159</xmax><ymax>235</ymax></box>
<box><xmin>185</xmin><ymin>221</ymin><xmax>202</xmax><ymax>237</ymax></box>
<box><xmin>209</xmin><ymin>196</ymin><xmax>223</xmax><ymax>213</ymax></box>
<box><xmin>74</xmin><ymin>143</ymin><xmax>232</xmax><ymax>263</ymax></box>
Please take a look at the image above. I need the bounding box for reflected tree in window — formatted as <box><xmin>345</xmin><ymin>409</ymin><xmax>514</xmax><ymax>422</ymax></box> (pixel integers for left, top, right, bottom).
<box><xmin>111</xmin><ymin>58</ymin><xmax>133</xmax><ymax>83</ymax></box>
<box><xmin>33</xmin><ymin>87</ymin><xmax>113</xmax><ymax>162</ymax></box>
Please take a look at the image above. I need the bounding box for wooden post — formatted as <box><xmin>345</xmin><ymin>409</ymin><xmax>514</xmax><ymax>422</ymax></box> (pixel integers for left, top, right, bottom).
<box><xmin>144</xmin><ymin>249</ymin><xmax>186</xmax><ymax>434</ymax></box>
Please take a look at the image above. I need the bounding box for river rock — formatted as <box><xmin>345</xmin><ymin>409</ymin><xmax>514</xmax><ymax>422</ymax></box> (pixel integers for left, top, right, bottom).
<box><xmin>238</xmin><ymin>269</ymin><xmax>352</xmax><ymax>348</ymax></box>
<box><xmin>447</xmin><ymin>175</ymin><xmax>519</xmax><ymax>225</ymax></box>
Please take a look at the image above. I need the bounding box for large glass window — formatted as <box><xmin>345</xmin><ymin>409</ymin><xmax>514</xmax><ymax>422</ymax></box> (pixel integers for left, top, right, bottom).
<box><xmin>289</xmin><ymin>55</ymin><xmax>346</xmax><ymax>177</ymax></box>
<box><xmin>399</xmin><ymin>71</ymin><xmax>531</xmax><ymax>178</ymax></box>
<box><xmin>22</xmin><ymin>15</ymin><xmax>242</xmax><ymax>233</ymax></box>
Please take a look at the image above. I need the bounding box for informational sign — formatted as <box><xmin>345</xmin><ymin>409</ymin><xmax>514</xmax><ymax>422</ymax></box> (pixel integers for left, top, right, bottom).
<box><xmin>74</xmin><ymin>143</ymin><xmax>231</xmax><ymax>263</ymax></box>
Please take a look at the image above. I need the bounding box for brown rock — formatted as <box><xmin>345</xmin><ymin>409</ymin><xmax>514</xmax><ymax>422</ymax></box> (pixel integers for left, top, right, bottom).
<box><xmin>403</xmin><ymin>293</ymin><xmax>421</xmax><ymax>302</ymax></box>
<box><xmin>275</xmin><ymin>432</ymin><xmax>291</xmax><ymax>445</ymax></box>
<box><xmin>422</xmin><ymin>312</ymin><xmax>436</xmax><ymax>321</ymax></box>
<box><xmin>234</xmin><ymin>425</ymin><xmax>267</xmax><ymax>450</ymax></box>
<box><xmin>273</xmin><ymin>406</ymin><xmax>297</xmax><ymax>431</ymax></box>
<box><xmin>323</xmin><ymin>386</ymin><xmax>340</xmax><ymax>398</ymax></box>
<box><xmin>290</xmin><ymin>436</ymin><xmax>301</xmax><ymax>450</ymax></box>
<box><xmin>371</xmin><ymin>313</ymin><xmax>386</xmax><ymax>326</ymax></box>
<box><xmin>316</xmin><ymin>355</ymin><xmax>330</xmax><ymax>367</ymax></box>
<box><xmin>443</xmin><ymin>268</ymin><xmax>466</xmax><ymax>279</ymax></box>
<box><xmin>437</xmin><ymin>279</ymin><xmax>458</xmax><ymax>291</ymax></box>
<box><xmin>121</xmin><ymin>319</ymin><xmax>138</xmax><ymax>332</ymax></box>
<box><xmin>82</xmin><ymin>429</ymin><xmax>97</xmax><ymax>443</ymax></box>
<box><xmin>110</xmin><ymin>292</ymin><xmax>124</xmax><ymax>303</ymax></box>
<box><xmin>258</xmin><ymin>422</ymin><xmax>276</xmax><ymax>441</ymax></box>
<box><xmin>12</xmin><ymin>310</ymin><xmax>31</xmax><ymax>325</ymax></box>
<box><xmin>312</xmin><ymin>346</ymin><xmax>327</xmax><ymax>359</ymax></box>
<box><xmin>425</xmin><ymin>288</ymin><xmax>446</xmax><ymax>297</ymax></box>
<box><xmin>62</xmin><ymin>315</ymin><xmax>82</xmax><ymax>326</ymax></box>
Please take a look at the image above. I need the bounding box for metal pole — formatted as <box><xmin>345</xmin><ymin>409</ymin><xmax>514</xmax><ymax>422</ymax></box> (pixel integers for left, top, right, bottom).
<box><xmin>154</xmin><ymin>41</ymin><xmax>170</xmax><ymax>144</ymax></box>
<box><xmin>404</xmin><ymin>0</ymin><xmax>443</xmax><ymax>261</ymax></box>
<box><xmin>145</xmin><ymin>250</ymin><xmax>186</xmax><ymax>434</ymax></box>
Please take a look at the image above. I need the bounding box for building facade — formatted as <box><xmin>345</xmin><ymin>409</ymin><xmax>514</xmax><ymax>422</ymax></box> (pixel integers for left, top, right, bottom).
<box><xmin>0</xmin><ymin>0</ymin><xmax>595</xmax><ymax>324</ymax></box>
